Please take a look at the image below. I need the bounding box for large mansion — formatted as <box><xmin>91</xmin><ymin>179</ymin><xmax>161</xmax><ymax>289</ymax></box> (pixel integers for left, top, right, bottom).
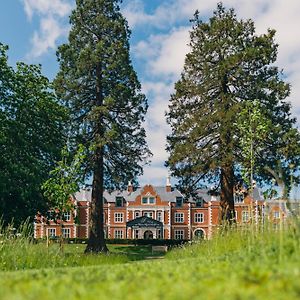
<box><xmin>34</xmin><ymin>179</ymin><xmax>292</xmax><ymax>240</ymax></box>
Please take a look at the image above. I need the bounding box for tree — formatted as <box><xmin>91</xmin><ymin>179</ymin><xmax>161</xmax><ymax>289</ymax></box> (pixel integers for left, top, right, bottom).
<box><xmin>0</xmin><ymin>43</ymin><xmax>67</xmax><ymax>224</ymax></box>
<box><xmin>166</xmin><ymin>3</ymin><xmax>300</xmax><ymax>222</ymax></box>
<box><xmin>235</xmin><ymin>100</ymin><xmax>271</xmax><ymax>190</ymax></box>
<box><xmin>54</xmin><ymin>0</ymin><xmax>151</xmax><ymax>253</ymax></box>
<box><xmin>42</xmin><ymin>145</ymin><xmax>85</xmax><ymax>250</ymax></box>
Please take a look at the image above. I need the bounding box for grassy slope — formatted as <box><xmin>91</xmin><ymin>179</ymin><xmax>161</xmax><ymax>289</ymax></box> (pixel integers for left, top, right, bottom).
<box><xmin>0</xmin><ymin>224</ymin><xmax>299</xmax><ymax>300</ymax></box>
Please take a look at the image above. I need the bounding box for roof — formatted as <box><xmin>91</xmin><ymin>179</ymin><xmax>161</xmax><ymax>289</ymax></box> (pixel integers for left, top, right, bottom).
<box><xmin>126</xmin><ymin>216</ymin><xmax>163</xmax><ymax>228</ymax></box>
<box><xmin>74</xmin><ymin>186</ymin><xmax>184</xmax><ymax>203</ymax></box>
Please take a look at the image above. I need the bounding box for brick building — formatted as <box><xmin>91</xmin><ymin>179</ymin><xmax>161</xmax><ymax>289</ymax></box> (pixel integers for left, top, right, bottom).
<box><xmin>34</xmin><ymin>179</ymin><xmax>270</xmax><ymax>240</ymax></box>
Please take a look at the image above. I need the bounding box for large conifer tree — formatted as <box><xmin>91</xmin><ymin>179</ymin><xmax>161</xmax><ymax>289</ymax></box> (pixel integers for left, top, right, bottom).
<box><xmin>166</xmin><ymin>3</ymin><xmax>300</xmax><ymax>221</ymax></box>
<box><xmin>54</xmin><ymin>0</ymin><xmax>150</xmax><ymax>253</ymax></box>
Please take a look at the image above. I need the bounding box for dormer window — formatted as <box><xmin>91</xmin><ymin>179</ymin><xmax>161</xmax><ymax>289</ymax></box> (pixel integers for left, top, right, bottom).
<box><xmin>176</xmin><ymin>197</ymin><xmax>183</xmax><ymax>207</ymax></box>
<box><xmin>116</xmin><ymin>197</ymin><xmax>123</xmax><ymax>207</ymax></box>
<box><xmin>234</xmin><ymin>193</ymin><xmax>244</xmax><ymax>203</ymax></box>
<box><xmin>142</xmin><ymin>197</ymin><xmax>156</xmax><ymax>204</ymax></box>
<box><xmin>196</xmin><ymin>197</ymin><xmax>204</xmax><ymax>207</ymax></box>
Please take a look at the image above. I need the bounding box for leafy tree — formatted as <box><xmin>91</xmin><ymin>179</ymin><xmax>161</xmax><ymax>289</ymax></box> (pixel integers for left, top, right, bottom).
<box><xmin>166</xmin><ymin>3</ymin><xmax>300</xmax><ymax>222</ymax></box>
<box><xmin>42</xmin><ymin>145</ymin><xmax>85</xmax><ymax>250</ymax></box>
<box><xmin>235</xmin><ymin>100</ymin><xmax>271</xmax><ymax>190</ymax></box>
<box><xmin>54</xmin><ymin>0</ymin><xmax>151</xmax><ymax>253</ymax></box>
<box><xmin>0</xmin><ymin>43</ymin><xmax>67</xmax><ymax>224</ymax></box>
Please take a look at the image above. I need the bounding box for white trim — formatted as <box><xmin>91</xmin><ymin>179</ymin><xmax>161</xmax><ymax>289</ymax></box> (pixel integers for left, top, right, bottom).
<box><xmin>114</xmin><ymin>212</ymin><xmax>124</xmax><ymax>223</ymax></box>
<box><xmin>174</xmin><ymin>212</ymin><xmax>184</xmax><ymax>223</ymax></box>
<box><xmin>194</xmin><ymin>212</ymin><xmax>204</xmax><ymax>223</ymax></box>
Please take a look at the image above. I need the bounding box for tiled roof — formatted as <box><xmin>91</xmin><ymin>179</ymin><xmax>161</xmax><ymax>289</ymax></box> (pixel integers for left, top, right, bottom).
<box><xmin>74</xmin><ymin>186</ymin><xmax>184</xmax><ymax>203</ymax></box>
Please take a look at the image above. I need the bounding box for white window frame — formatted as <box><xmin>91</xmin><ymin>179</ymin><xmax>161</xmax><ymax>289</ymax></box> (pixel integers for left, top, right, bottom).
<box><xmin>141</xmin><ymin>197</ymin><xmax>156</xmax><ymax>205</ymax></box>
<box><xmin>242</xmin><ymin>211</ymin><xmax>249</xmax><ymax>222</ymax></box>
<box><xmin>194</xmin><ymin>213</ymin><xmax>204</xmax><ymax>223</ymax></box>
<box><xmin>114</xmin><ymin>212</ymin><xmax>124</xmax><ymax>223</ymax></box>
<box><xmin>62</xmin><ymin>228</ymin><xmax>70</xmax><ymax>238</ymax></box>
<box><xmin>174</xmin><ymin>212</ymin><xmax>184</xmax><ymax>223</ymax></box>
<box><xmin>134</xmin><ymin>211</ymin><xmax>140</xmax><ymax>218</ymax></box>
<box><xmin>174</xmin><ymin>230</ymin><xmax>184</xmax><ymax>240</ymax></box>
<box><xmin>157</xmin><ymin>211</ymin><xmax>163</xmax><ymax>222</ymax></box>
<box><xmin>48</xmin><ymin>228</ymin><xmax>56</xmax><ymax>237</ymax></box>
<box><xmin>63</xmin><ymin>211</ymin><xmax>71</xmax><ymax>221</ymax></box>
<box><xmin>114</xmin><ymin>230</ymin><xmax>123</xmax><ymax>239</ymax></box>
<box><xmin>273</xmin><ymin>211</ymin><xmax>280</xmax><ymax>219</ymax></box>
<box><xmin>134</xmin><ymin>229</ymin><xmax>139</xmax><ymax>239</ymax></box>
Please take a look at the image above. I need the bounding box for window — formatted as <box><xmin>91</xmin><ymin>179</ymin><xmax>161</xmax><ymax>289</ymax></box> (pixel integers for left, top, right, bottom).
<box><xmin>196</xmin><ymin>198</ymin><xmax>203</xmax><ymax>207</ymax></box>
<box><xmin>142</xmin><ymin>197</ymin><xmax>156</xmax><ymax>204</ymax></box>
<box><xmin>195</xmin><ymin>213</ymin><xmax>204</xmax><ymax>223</ymax></box>
<box><xmin>134</xmin><ymin>211</ymin><xmax>140</xmax><ymax>218</ymax></box>
<box><xmin>242</xmin><ymin>211</ymin><xmax>249</xmax><ymax>222</ymax></box>
<box><xmin>114</xmin><ymin>213</ymin><xmax>124</xmax><ymax>223</ymax></box>
<box><xmin>235</xmin><ymin>210</ymin><xmax>238</xmax><ymax>220</ymax></box>
<box><xmin>143</xmin><ymin>211</ymin><xmax>153</xmax><ymax>218</ymax></box>
<box><xmin>157</xmin><ymin>211</ymin><xmax>163</xmax><ymax>222</ymax></box>
<box><xmin>62</xmin><ymin>228</ymin><xmax>70</xmax><ymax>238</ymax></box>
<box><xmin>114</xmin><ymin>230</ymin><xmax>123</xmax><ymax>239</ymax></box>
<box><xmin>63</xmin><ymin>211</ymin><xmax>71</xmax><ymax>221</ymax></box>
<box><xmin>174</xmin><ymin>230</ymin><xmax>184</xmax><ymax>240</ymax></box>
<box><xmin>116</xmin><ymin>197</ymin><xmax>123</xmax><ymax>207</ymax></box>
<box><xmin>175</xmin><ymin>212</ymin><xmax>184</xmax><ymax>223</ymax></box>
<box><xmin>157</xmin><ymin>229</ymin><xmax>162</xmax><ymax>239</ymax></box>
<box><xmin>134</xmin><ymin>230</ymin><xmax>139</xmax><ymax>239</ymax></box>
<box><xmin>234</xmin><ymin>193</ymin><xmax>244</xmax><ymax>203</ymax></box>
<box><xmin>176</xmin><ymin>197</ymin><xmax>183</xmax><ymax>207</ymax></box>
<box><xmin>273</xmin><ymin>211</ymin><xmax>280</xmax><ymax>219</ymax></box>
<box><xmin>48</xmin><ymin>228</ymin><xmax>56</xmax><ymax>237</ymax></box>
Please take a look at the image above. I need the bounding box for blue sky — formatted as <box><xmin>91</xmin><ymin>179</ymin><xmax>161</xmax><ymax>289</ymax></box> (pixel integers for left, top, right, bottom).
<box><xmin>1</xmin><ymin>0</ymin><xmax>300</xmax><ymax>193</ymax></box>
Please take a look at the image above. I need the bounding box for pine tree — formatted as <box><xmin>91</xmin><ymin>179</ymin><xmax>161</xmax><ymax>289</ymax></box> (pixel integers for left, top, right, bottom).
<box><xmin>166</xmin><ymin>3</ymin><xmax>300</xmax><ymax>222</ymax></box>
<box><xmin>54</xmin><ymin>0</ymin><xmax>150</xmax><ymax>253</ymax></box>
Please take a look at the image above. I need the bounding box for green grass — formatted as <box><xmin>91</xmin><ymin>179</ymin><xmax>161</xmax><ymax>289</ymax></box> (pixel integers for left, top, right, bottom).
<box><xmin>0</xmin><ymin>221</ymin><xmax>299</xmax><ymax>300</ymax></box>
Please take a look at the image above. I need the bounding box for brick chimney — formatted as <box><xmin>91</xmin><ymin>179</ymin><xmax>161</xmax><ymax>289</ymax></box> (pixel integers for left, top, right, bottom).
<box><xmin>166</xmin><ymin>175</ymin><xmax>171</xmax><ymax>192</ymax></box>
<box><xmin>127</xmin><ymin>181</ymin><xmax>133</xmax><ymax>193</ymax></box>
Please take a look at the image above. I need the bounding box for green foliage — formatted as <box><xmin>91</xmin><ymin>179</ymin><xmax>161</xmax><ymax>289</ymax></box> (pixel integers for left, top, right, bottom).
<box><xmin>0</xmin><ymin>43</ymin><xmax>68</xmax><ymax>224</ymax></box>
<box><xmin>42</xmin><ymin>145</ymin><xmax>85</xmax><ymax>221</ymax></box>
<box><xmin>235</xmin><ymin>100</ymin><xmax>271</xmax><ymax>186</ymax></box>
<box><xmin>166</xmin><ymin>3</ymin><xmax>300</xmax><ymax>201</ymax></box>
<box><xmin>54</xmin><ymin>0</ymin><xmax>151</xmax><ymax>189</ymax></box>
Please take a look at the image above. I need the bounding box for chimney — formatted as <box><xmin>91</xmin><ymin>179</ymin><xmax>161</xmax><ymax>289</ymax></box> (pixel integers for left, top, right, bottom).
<box><xmin>127</xmin><ymin>181</ymin><xmax>133</xmax><ymax>193</ymax></box>
<box><xmin>166</xmin><ymin>175</ymin><xmax>171</xmax><ymax>192</ymax></box>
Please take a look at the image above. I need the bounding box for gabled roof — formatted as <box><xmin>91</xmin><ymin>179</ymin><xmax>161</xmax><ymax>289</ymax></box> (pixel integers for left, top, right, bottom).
<box><xmin>74</xmin><ymin>186</ymin><xmax>184</xmax><ymax>203</ymax></box>
<box><xmin>126</xmin><ymin>216</ymin><xmax>163</xmax><ymax>228</ymax></box>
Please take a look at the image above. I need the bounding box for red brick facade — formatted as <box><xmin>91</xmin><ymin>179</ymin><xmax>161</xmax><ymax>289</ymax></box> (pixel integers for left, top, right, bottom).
<box><xmin>34</xmin><ymin>183</ymin><xmax>283</xmax><ymax>240</ymax></box>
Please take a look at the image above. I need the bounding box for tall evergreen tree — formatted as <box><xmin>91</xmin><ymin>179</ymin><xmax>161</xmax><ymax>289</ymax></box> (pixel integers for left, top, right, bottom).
<box><xmin>54</xmin><ymin>0</ymin><xmax>150</xmax><ymax>253</ymax></box>
<box><xmin>166</xmin><ymin>3</ymin><xmax>300</xmax><ymax>221</ymax></box>
<box><xmin>0</xmin><ymin>43</ymin><xmax>67</xmax><ymax>224</ymax></box>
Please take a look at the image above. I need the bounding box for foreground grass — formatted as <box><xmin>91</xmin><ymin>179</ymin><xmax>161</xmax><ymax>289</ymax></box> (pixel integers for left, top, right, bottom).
<box><xmin>0</xmin><ymin>222</ymin><xmax>299</xmax><ymax>300</ymax></box>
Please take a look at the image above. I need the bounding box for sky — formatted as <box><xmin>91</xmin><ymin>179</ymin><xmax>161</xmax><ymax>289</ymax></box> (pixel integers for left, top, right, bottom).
<box><xmin>1</xmin><ymin>0</ymin><xmax>300</xmax><ymax>189</ymax></box>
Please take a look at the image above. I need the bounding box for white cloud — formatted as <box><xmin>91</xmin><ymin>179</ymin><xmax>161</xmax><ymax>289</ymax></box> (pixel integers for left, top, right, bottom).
<box><xmin>21</xmin><ymin>0</ymin><xmax>72</xmax><ymax>59</ymax></box>
<box><xmin>22</xmin><ymin>0</ymin><xmax>72</xmax><ymax>20</ymax></box>
<box><xmin>129</xmin><ymin>0</ymin><xmax>300</xmax><ymax>185</ymax></box>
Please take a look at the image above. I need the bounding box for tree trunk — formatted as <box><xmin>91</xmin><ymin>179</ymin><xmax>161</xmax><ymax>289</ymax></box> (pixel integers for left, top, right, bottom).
<box><xmin>220</xmin><ymin>164</ymin><xmax>235</xmax><ymax>224</ymax></box>
<box><xmin>85</xmin><ymin>146</ymin><xmax>108</xmax><ymax>253</ymax></box>
<box><xmin>85</xmin><ymin>63</ymin><xmax>108</xmax><ymax>254</ymax></box>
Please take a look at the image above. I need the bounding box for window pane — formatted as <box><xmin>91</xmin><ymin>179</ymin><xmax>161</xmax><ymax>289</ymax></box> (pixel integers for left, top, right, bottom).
<box><xmin>149</xmin><ymin>197</ymin><xmax>155</xmax><ymax>204</ymax></box>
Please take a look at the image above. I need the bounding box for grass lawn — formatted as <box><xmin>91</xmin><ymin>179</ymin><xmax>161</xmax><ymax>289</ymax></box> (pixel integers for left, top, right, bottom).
<box><xmin>0</xmin><ymin>222</ymin><xmax>299</xmax><ymax>300</ymax></box>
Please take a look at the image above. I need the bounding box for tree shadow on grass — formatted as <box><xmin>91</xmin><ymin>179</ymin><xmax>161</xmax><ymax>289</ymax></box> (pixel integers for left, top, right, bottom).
<box><xmin>110</xmin><ymin>245</ymin><xmax>167</xmax><ymax>261</ymax></box>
